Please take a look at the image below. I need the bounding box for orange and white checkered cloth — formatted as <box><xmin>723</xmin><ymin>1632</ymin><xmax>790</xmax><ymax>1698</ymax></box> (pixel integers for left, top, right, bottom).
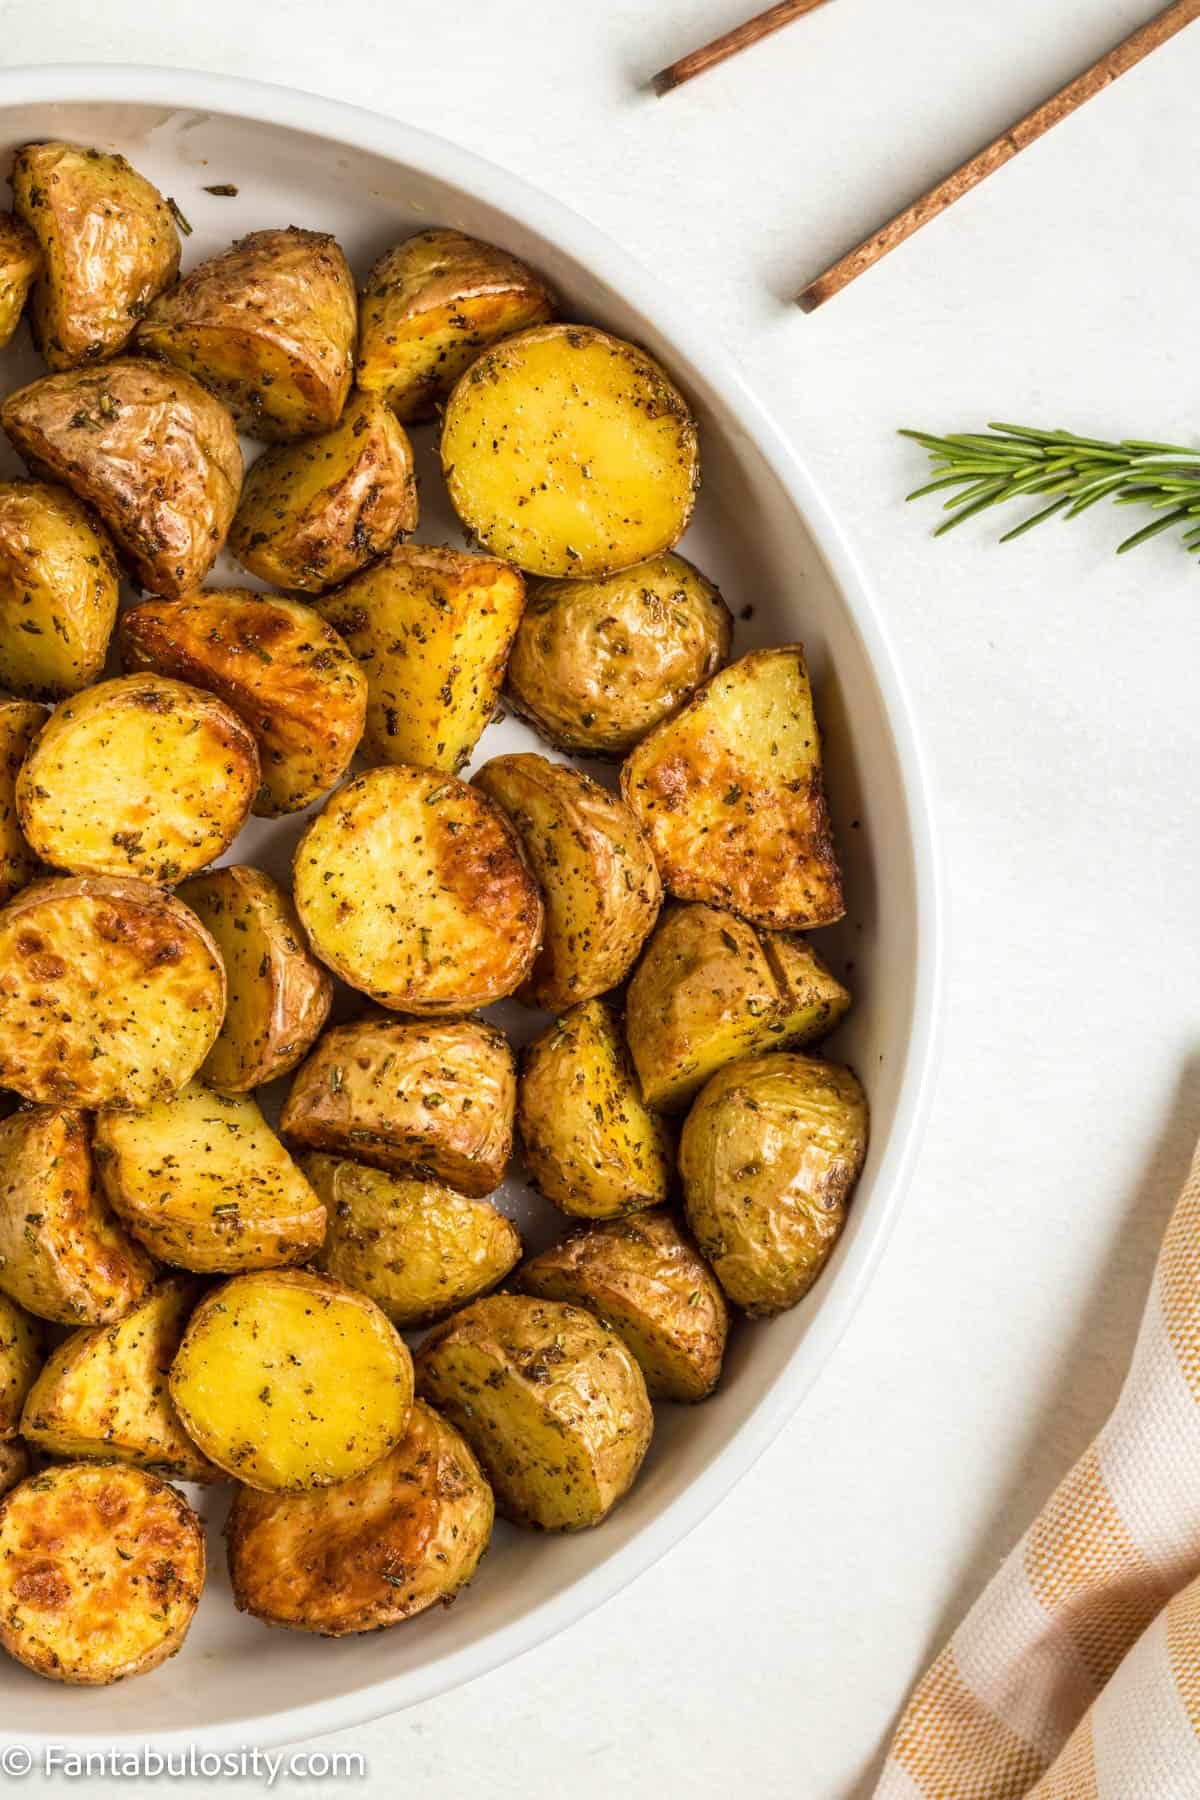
<box><xmin>876</xmin><ymin>1136</ymin><xmax>1200</xmax><ymax>1799</ymax></box>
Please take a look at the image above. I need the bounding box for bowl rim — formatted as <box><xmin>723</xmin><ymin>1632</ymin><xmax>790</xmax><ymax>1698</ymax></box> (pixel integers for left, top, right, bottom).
<box><xmin>0</xmin><ymin>63</ymin><xmax>945</xmax><ymax>1751</ymax></box>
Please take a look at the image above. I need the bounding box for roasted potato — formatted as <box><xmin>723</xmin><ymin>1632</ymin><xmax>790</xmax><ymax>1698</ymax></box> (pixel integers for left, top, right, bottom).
<box><xmin>294</xmin><ymin>767</ymin><xmax>543</xmax><ymax>1013</ymax></box>
<box><xmin>0</xmin><ymin>697</ymin><xmax>46</xmax><ymax>903</ymax></box>
<box><xmin>441</xmin><ymin>323</ymin><xmax>699</xmax><ymax>579</ymax></box>
<box><xmin>20</xmin><ymin>1277</ymin><xmax>220</xmax><ymax>1481</ymax></box>
<box><xmin>0</xmin><ymin>1461</ymin><xmax>204</xmax><ymax>1685</ymax></box>
<box><xmin>0</xmin><ymin>1294</ymin><xmax>42</xmax><ymax>1436</ymax></box>
<box><xmin>12</xmin><ymin>142</ymin><xmax>179</xmax><ymax>369</ymax></box>
<box><xmin>621</xmin><ymin>646</ymin><xmax>844</xmax><ymax>931</ymax></box>
<box><xmin>304</xmin><ymin>1153</ymin><xmax>520</xmax><ymax>1327</ymax></box>
<box><xmin>0</xmin><ymin>1107</ymin><xmax>153</xmax><ymax>1324</ymax></box>
<box><xmin>228</xmin><ymin>1398</ymin><xmax>493</xmax><ymax>1636</ymax></box>
<box><xmin>679</xmin><ymin>1052</ymin><xmax>868</xmax><ymax>1315</ymax></box>
<box><xmin>0</xmin><ymin>1438</ymin><xmax>29</xmax><ymax>1497</ymax></box>
<box><xmin>416</xmin><ymin>1293</ymin><xmax>652</xmax><ymax>1531</ymax></box>
<box><xmin>17</xmin><ymin>673</ymin><xmax>259</xmax><ymax>883</ymax></box>
<box><xmin>0</xmin><ymin>482</ymin><xmax>119</xmax><ymax>699</ymax></box>
<box><xmin>0</xmin><ymin>874</ymin><xmax>226</xmax><ymax>1108</ymax></box>
<box><xmin>356</xmin><ymin>228</ymin><xmax>555</xmax><ymax>423</ymax></box>
<box><xmin>281</xmin><ymin>1015</ymin><xmax>515</xmax><ymax>1196</ymax></box>
<box><xmin>316</xmin><ymin>542</ymin><xmax>525</xmax><ymax>772</ymax></box>
<box><xmin>120</xmin><ymin>590</ymin><xmax>368</xmax><ymax>817</ymax></box>
<box><xmin>1</xmin><ymin>358</ymin><xmax>242</xmax><ymax>597</ymax></box>
<box><xmin>0</xmin><ymin>212</ymin><xmax>41</xmax><ymax>348</ymax></box>
<box><xmin>93</xmin><ymin>1082</ymin><xmax>326</xmax><ymax>1276</ymax></box>
<box><xmin>507</xmin><ymin>553</ymin><xmax>732</xmax><ymax>756</ymax></box>
<box><xmin>170</xmin><ymin>1268</ymin><xmax>413</xmax><ymax>1491</ymax></box>
<box><xmin>473</xmin><ymin>753</ymin><xmax>661</xmax><ymax>1012</ymax></box>
<box><xmin>625</xmin><ymin>903</ymin><xmax>851</xmax><ymax>1112</ymax></box>
<box><xmin>518</xmin><ymin>1000</ymin><xmax>675</xmax><ymax>1220</ymax></box>
<box><xmin>517</xmin><ymin>1211</ymin><xmax>728</xmax><ymax>1402</ymax></box>
<box><xmin>136</xmin><ymin>227</ymin><xmax>356</xmax><ymax>440</ymax></box>
<box><xmin>177</xmin><ymin>865</ymin><xmax>332</xmax><ymax>1091</ymax></box>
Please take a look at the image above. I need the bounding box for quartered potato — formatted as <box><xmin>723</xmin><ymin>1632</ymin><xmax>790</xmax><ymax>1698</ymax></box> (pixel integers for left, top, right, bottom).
<box><xmin>0</xmin><ymin>211</ymin><xmax>41</xmax><ymax>348</ymax></box>
<box><xmin>13</xmin><ymin>142</ymin><xmax>179</xmax><ymax>369</ymax></box>
<box><xmin>518</xmin><ymin>1000</ymin><xmax>675</xmax><ymax>1220</ymax></box>
<box><xmin>0</xmin><ymin>1106</ymin><xmax>153</xmax><ymax>1324</ymax></box>
<box><xmin>0</xmin><ymin>483</ymin><xmax>119</xmax><ymax>699</ymax></box>
<box><xmin>473</xmin><ymin>752</ymin><xmax>661</xmax><ymax>1012</ymax></box>
<box><xmin>304</xmin><ymin>1153</ymin><xmax>521</xmax><ymax>1327</ymax></box>
<box><xmin>93</xmin><ymin>1082</ymin><xmax>326</xmax><ymax>1276</ymax></box>
<box><xmin>625</xmin><ymin>902</ymin><xmax>851</xmax><ymax>1112</ymax></box>
<box><xmin>417</xmin><ymin>1293</ymin><xmax>653</xmax><ymax>1532</ymax></box>
<box><xmin>0</xmin><ymin>1438</ymin><xmax>28</xmax><ymax>1497</ymax></box>
<box><xmin>507</xmin><ymin>553</ymin><xmax>732</xmax><ymax>756</ymax></box>
<box><xmin>170</xmin><ymin>1268</ymin><xmax>413</xmax><ymax>1491</ymax></box>
<box><xmin>621</xmin><ymin>646</ymin><xmax>845</xmax><ymax>931</ymax></box>
<box><xmin>0</xmin><ymin>1293</ymin><xmax>42</xmax><ymax>1436</ymax></box>
<box><xmin>316</xmin><ymin>542</ymin><xmax>525</xmax><ymax>773</ymax></box>
<box><xmin>178</xmin><ymin>865</ymin><xmax>332</xmax><ymax>1091</ymax></box>
<box><xmin>281</xmin><ymin>1015</ymin><xmax>516</xmax><ymax>1196</ymax></box>
<box><xmin>0</xmin><ymin>1461</ymin><xmax>204</xmax><ymax>1685</ymax></box>
<box><xmin>356</xmin><ymin>228</ymin><xmax>555</xmax><ymax>423</ymax></box>
<box><xmin>1</xmin><ymin>358</ymin><xmax>242</xmax><ymax>597</ymax></box>
<box><xmin>679</xmin><ymin>1052</ymin><xmax>868</xmax><ymax>1316</ymax></box>
<box><xmin>0</xmin><ymin>697</ymin><xmax>46</xmax><ymax>904</ymax></box>
<box><xmin>136</xmin><ymin>227</ymin><xmax>356</xmax><ymax>440</ymax></box>
<box><xmin>228</xmin><ymin>1399</ymin><xmax>494</xmax><ymax>1636</ymax></box>
<box><xmin>294</xmin><ymin>767</ymin><xmax>543</xmax><ymax>1013</ymax></box>
<box><xmin>517</xmin><ymin>1211</ymin><xmax>729</xmax><ymax>1403</ymax></box>
<box><xmin>441</xmin><ymin>323</ymin><xmax>700</xmax><ymax>579</ymax></box>
<box><xmin>120</xmin><ymin>590</ymin><xmax>368</xmax><ymax>816</ymax></box>
<box><xmin>20</xmin><ymin>1277</ymin><xmax>220</xmax><ymax>1481</ymax></box>
<box><xmin>17</xmin><ymin>673</ymin><xmax>259</xmax><ymax>883</ymax></box>
<box><xmin>0</xmin><ymin>874</ymin><xmax>226</xmax><ymax>1108</ymax></box>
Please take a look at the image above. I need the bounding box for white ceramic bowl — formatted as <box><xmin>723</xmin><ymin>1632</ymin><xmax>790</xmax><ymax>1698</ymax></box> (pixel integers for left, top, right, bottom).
<box><xmin>0</xmin><ymin>66</ymin><xmax>942</xmax><ymax>1750</ymax></box>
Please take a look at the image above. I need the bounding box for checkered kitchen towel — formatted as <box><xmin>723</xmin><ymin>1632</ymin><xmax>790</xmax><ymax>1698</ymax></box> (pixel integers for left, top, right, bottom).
<box><xmin>876</xmin><ymin>1136</ymin><xmax>1200</xmax><ymax>1799</ymax></box>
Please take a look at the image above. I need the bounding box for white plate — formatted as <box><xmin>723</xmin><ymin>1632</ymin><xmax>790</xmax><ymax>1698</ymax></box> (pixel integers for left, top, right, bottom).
<box><xmin>0</xmin><ymin>65</ymin><xmax>943</xmax><ymax>1750</ymax></box>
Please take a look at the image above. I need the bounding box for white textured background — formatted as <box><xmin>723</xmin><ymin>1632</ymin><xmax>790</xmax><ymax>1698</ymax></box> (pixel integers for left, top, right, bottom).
<box><xmin>3</xmin><ymin>2</ymin><xmax>1200</xmax><ymax>1795</ymax></box>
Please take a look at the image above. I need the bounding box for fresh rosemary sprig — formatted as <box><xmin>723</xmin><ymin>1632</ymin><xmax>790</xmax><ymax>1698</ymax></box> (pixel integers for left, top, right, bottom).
<box><xmin>900</xmin><ymin>423</ymin><xmax>1200</xmax><ymax>555</ymax></box>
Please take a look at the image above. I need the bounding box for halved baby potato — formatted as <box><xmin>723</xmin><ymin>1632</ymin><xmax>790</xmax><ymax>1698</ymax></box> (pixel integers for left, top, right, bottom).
<box><xmin>0</xmin><ymin>482</ymin><xmax>119</xmax><ymax>700</ymax></box>
<box><xmin>0</xmin><ymin>211</ymin><xmax>41</xmax><ymax>348</ymax></box>
<box><xmin>0</xmin><ymin>697</ymin><xmax>47</xmax><ymax>904</ymax></box>
<box><xmin>0</xmin><ymin>1293</ymin><xmax>43</xmax><ymax>1436</ymax></box>
<box><xmin>17</xmin><ymin>673</ymin><xmax>259</xmax><ymax>884</ymax></box>
<box><xmin>294</xmin><ymin>766</ymin><xmax>543</xmax><ymax>1014</ymax></box>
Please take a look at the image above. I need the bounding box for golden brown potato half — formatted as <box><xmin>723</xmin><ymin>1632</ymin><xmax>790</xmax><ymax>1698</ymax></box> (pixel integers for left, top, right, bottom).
<box><xmin>417</xmin><ymin>1293</ymin><xmax>652</xmax><ymax>1531</ymax></box>
<box><xmin>20</xmin><ymin>1277</ymin><xmax>221</xmax><ymax>1481</ymax></box>
<box><xmin>0</xmin><ymin>1107</ymin><xmax>153</xmax><ymax>1324</ymax></box>
<box><xmin>0</xmin><ymin>1294</ymin><xmax>43</xmax><ymax>1437</ymax></box>
<box><xmin>473</xmin><ymin>753</ymin><xmax>661</xmax><ymax>1012</ymax></box>
<box><xmin>304</xmin><ymin>1153</ymin><xmax>520</xmax><ymax>1327</ymax></box>
<box><xmin>621</xmin><ymin>645</ymin><xmax>844</xmax><ymax>931</ymax></box>
<box><xmin>356</xmin><ymin>227</ymin><xmax>555</xmax><ymax>423</ymax></box>
<box><xmin>1</xmin><ymin>358</ymin><xmax>242</xmax><ymax>597</ymax></box>
<box><xmin>177</xmin><ymin>865</ymin><xmax>332</xmax><ymax>1091</ymax></box>
<box><xmin>294</xmin><ymin>766</ymin><xmax>543</xmax><ymax>1014</ymax></box>
<box><xmin>136</xmin><ymin>227</ymin><xmax>356</xmax><ymax>440</ymax></box>
<box><xmin>441</xmin><ymin>323</ymin><xmax>699</xmax><ymax>579</ymax></box>
<box><xmin>0</xmin><ymin>211</ymin><xmax>41</xmax><ymax>348</ymax></box>
<box><xmin>228</xmin><ymin>1398</ymin><xmax>493</xmax><ymax>1635</ymax></box>
<box><xmin>625</xmin><ymin>903</ymin><xmax>851</xmax><ymax>1112</ymax></box>
<box><xmin>0</xmin><ymin>874</ymin><xmax>226</xmax><ymax>1108</ymax></box>
<box><xmin>680</xmin><ymin>1052</ymin><xmax>868</xmax><ymax>1316</ymax></box>
<box><xmin>13</xmin><ymin>142</ymin><xmax>179</xmax><ymax>369</ymax></box>
<box><xmin>281</xmin><ymin>1015</ymin><xmax>515</xmax><ymax>1195</ymax></box>
<box><xmin>0</xmin><ymin>482</ymin><xmax>119</xmax><ymax>700</ymax></box>
<box><xmin>0</xmin><ymin>697</ymin><xmax>46</xmax><ymax>904</ymax></box>
<box><xmin>0</xmin><ymin>1438</ymin><xmax>29</xmax><ymax>1496</ymax></box>
<box><xmin>120</xmin><ymin>590</ymin><xmax>368</xmax><ymax>817</ymax></box>
<box><xmin>316</xmin><ymin>542</ymin><xmax>525</xmax><ymax>773</ymax></box>
<box><xmin>170</xmin><ymin>1268</ymin><xmax>413</xmax><ymax>1492</ymax></box>
<box><xmin>518</xmin><ymin>1000</ymin><xmax>675</xmax><ymax>1220</ymax></box>
<box><xmin>0</xmin><ymin>1461</ymin><xmax>204</xmax><ymax>1685</ymax></box>
<box><xmin>517</xmin><ymin>1211</ymin><xmax>728</xmax><ymax>1402</ymax></box>
<box><xmin>93</xmin><ymin>1082</ymin><xmax>326</xmax><ymax>1276</ymax></box>
<box><xmin>507</xmin><ymin>553</ymin><xmax>732</xmax><ymax>756</ymax></box>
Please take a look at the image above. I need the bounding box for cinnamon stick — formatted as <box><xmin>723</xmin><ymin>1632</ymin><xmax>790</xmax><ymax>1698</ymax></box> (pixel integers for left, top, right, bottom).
<box><xmin>653</xmin><ymin>0</ymin><xmax>834</xmax><ymax>95</ymax></box>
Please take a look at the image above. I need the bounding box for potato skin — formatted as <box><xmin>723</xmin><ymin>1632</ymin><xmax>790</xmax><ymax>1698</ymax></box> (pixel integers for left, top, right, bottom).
<box><xmin>679</xmin><ymin>1052</ymin><xmax>868</xmax><ymax>1316</ymax></box>
<box><xmin>13</xmin><ymin>142</ymin><xmax>179</xmax><ymax>369</ymax></box>
<box><xmin>0</xmin><ymin>1294</ymin><xmax>43</xmax><ymax>1437</ymax></box>
<box><xmin>228</xmin><ymin>1399</ymin><xmax>493</xmax><ymax>1635</ymax></box>
<box><xmin>0</xmin><ymin>1438</ymin><xmax>29</xmax><ymax>1497</ymax></box>
<box><xmin>0</xmin><ymin>483</ymin><xmax>119</xmax><ymax>700</ymax></box>
<box><xmin>473</xmin><ymin>753</ymin><xmax>661</xmax><ymax>1012</ymax></box>
<box><xmin>0</xmin><ymin>211</ymin><xmax>41</xmax><ymax>348</ymax></box>
<box><xmin>1</xmin><ymin>358</ymin><xmax>242</xmax><ymax>598</ymax></box>
<box><xmin>0</xmin><ymin>1461</ymin><xmax>204</xmax><ymax>1685</ymax></box>
<box><xmin>120</xmin><ymin>590</ymin><xmax>367</xmax><ymax>818</ymax></box>
<box><xmin>281</xmin><ymin>1016</ymin><xmax>515</xmax><ymax>1196</ymax></box>
<box><xmin>0</xmin><ymin>698</ymin><xmax>47</xmax><ymax>904</ymax></box>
